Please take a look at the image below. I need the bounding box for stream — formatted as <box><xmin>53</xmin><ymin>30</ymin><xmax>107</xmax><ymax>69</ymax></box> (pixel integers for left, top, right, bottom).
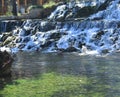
<box><xmin>0</xmin><ymin>0</ymin><xmax>120</xmax><ymax>96</ymax></box>
<box><xmin>1</xmin><ymin>52</ymin><xmax>120</xmax><ymax>96</ymax></box>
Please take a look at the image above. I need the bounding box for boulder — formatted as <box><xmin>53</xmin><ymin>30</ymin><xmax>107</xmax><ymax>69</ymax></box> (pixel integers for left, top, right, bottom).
<box><xmin>0</xmin><ymin>51</ymin><xmax>13</xmax><ymax>76</ymax></box>
<box><xmin>75</xmin><ymin>6</ymin><xmax>96</xmax><ymax>18</ymax></box>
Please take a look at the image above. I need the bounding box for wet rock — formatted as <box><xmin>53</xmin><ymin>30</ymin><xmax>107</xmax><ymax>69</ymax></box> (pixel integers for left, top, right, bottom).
<box><xmin>64</xmin><ymin>47</ymin><xmax>78</xmax><ymax>52</ymax></box>
<box><xmin>18</xmin><ymin>44</ymin><xmax>25</xmax><ymax>49</ymax></box>
<box><xmin>40</xmin><ymin>21</ymin><xmax>56</xmax><ymax>32</ymax></box>
<box><xmin>101</xmin><ymin>49</ymin><xmax>109</xmax><ymax>54</ymax></box>
<box><xmin>49</xmin><ymin>32</ymin><xmax>62</xmax><ymax>40</ymax></box>
<box><xmin>42</xmin><ymin>5</ymin><xmax>57</xmax><ymax>18</ymax></box>
<box><xmin>41</xmin><ymin>40</ymin><xmax>53</xmax><ymax>48</ymax></box>
<box><xmin>96</xmin><ymin>0</ymin><xmax>113</xmax><ymax>12</ymax></box>
<box><xmin>15</xmin><ymin>37</ymin><xmax>23</xmax><ymax>43</ymax></box>
<box><xmin>48</xmin><ymin>4</ymin><xmax>67</xmax><ymax>21</ymax></box>
<box><xmin>23</xmin><ymin>37</ymin><xmax>31</xmax><ymax>43</ymax></box>
<box><xmin>95</xmin><ymin>30</ymin><xmax>105</xmax><ymax>39</ymax></box>
<box><xmin>0</xmin><ymin>51</ymin><xmax>13</xmax><ymax>76</ymax></box>
<box><xmin>24</xmin><ymin>29</ymin><xmax>32</xmax><ymax>36</ymax></box>
<box><xmin>48</xmin><ymin>2</ymin><xmax>97</xmax><ymax>21</ymax></box>
<box><xmin>0</xmin><ymin>32</ymin><xmax>12</xmax><ymax>42</ymax></box>
<box><xmin>3</xmin><ymin>36</ymin><xmax>15</xmax><ymax>46</ymax></box>
<box><xmin>117</xmin><ymin>22</ymin><xmax>120</xmax><ymax>28</ymax></box>
<box><xmin>75</xmin><ymin>6</ymin><xmax>96</xmax><ymax>18</ymax></box>
<box><xmin>60</xmin><ymin>47</ymin><xmax>78</xmax><ymax>52</ymax></box>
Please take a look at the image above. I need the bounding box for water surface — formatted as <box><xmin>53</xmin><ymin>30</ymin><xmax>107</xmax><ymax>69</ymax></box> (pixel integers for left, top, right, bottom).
<box><xmin>1</xmin><ymin>52</ymin><xmax>120</xmax><ymax>97</ymax></box>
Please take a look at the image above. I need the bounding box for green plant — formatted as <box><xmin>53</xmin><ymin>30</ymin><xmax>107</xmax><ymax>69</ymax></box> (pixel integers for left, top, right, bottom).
<box><xmin>27</xmin><ymin>5</ymin><xmax>43</xmax><ymax>12</ymax></box>
<box><xmin>5</xmin><ymin>5</ymin><xmax>12</xmax><ymax>16</ymax></box>
<box><xmin>43</xmin><ymin>1</ymin><xmax>56</xmax><ymax>8</ymax></box>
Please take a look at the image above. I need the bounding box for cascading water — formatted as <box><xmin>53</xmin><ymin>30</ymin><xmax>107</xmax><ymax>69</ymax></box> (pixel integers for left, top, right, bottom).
<box><xmin>0</xmin><ymin>20</ymin><xmax>23</xmax><ymax>33</ymax></box>
<box><xmin>0</xmin><ymin>0</ymin><xmax>120</xmax><ymax>55</ymax></box>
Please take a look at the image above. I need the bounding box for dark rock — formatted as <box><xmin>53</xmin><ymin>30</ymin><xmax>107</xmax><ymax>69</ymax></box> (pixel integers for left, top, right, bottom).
<box><xmin>0</xmin><ymin>51</ymin><xmax>13</xmax><ymax>76</ymax></box>
<box><xmin>49</xmin><ymin>32</ymin><xmax>62</xmax><ymax>40</ymax></box>
<box><xmin>95</xmin><ymin>30</ymin><xmax>105</xmax><ymax>39</ymax></box>
<box><xmin>24</xmin><ymin>29</ymin><xmax>32</xmax><ymax>36</ymax></box>
<box><xmin>41</xmin><ymin>40</ymin><xmax>53</xmax><ymax>48</ymax></box>
<box><xmin>62</xmin><ymin>47</ymin><xmax>78</xmax><ymax>52</ymax></box>
<box><xmin>101</xmin><ymin>49</ymin><xmax>109</xmax><ymax>54</ymax></box>
<box><xmin>40</xmin><ymin>21</ymin><xmax>56</xmax><ymax>32</ymax></box>
<box><xmin>18</xmin><ymin>44</ymin><xmax>25</xmax><ymax>49</ymax></box>
<box><xmin>117</xmin><ymin>22</ymin><xmax>120</xmax><ymax>28</ymax></box>
<box><xmin>75</xmin><ymin>6</ymin><xmax>96</xmax><ymax>18</ymax></box>
<box><xmin>42</xmin><ymin>5</ymin><xmax>57</xmax><ymax>18</ymax></box>
<box><xmin>96</xmin><ymin>0</ymin><xmax>113</xmax><ymax>12</ymax></box>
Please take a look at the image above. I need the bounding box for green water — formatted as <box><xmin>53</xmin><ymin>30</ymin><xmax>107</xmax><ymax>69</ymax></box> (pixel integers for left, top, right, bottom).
<box><xmin>0</xmin><ymin>52</ymin><xmax>120</xmax><ymax>97</ymax></box>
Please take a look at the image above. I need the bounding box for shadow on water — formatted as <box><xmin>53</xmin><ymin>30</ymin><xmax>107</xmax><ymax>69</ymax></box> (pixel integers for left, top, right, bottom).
<box><xmin>0</xmin><ymin>74</ymin><xmax>12</xmax><ymax>97</ymax></box>
<box><xmin>1</xmin><ymin>52</ymin><xmax>120</xmax><ymax>97</ymax></box>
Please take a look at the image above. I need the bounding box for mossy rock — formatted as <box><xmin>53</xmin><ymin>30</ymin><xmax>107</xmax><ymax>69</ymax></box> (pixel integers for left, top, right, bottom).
<box><xmin>0</xmin><ymin>32</ymin><xmax>12</xmax><ymax>42</ymax></box>
<box><xmin>3</xmin><ymin>36</ymin><xmax>15</xmax><ymax>46</ymax></box>
<box><xmin>27</xmin><ymin>5</ymin><xmax>43</xmax><ymax>12</ymax></box>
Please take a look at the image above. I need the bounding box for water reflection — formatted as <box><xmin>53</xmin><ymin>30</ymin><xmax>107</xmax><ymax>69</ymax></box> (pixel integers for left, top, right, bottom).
<box><xmin>3</xmin><ymin>52</ymin><xmax>120</xmax><ymax>96</ymax></box>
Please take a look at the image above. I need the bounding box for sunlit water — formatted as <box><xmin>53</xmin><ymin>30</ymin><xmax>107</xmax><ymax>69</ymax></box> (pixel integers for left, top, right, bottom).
<box><xmin>1</xmin><ymin>52</ymin><xmax>120</xmax><ymax>96</ymax></box>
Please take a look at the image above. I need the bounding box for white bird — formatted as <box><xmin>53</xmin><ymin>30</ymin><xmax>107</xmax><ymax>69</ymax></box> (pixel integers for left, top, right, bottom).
<box><xmin>81</xmin><ymin>45</ymin><xmax>88</xmax><ymax>53</ymax></box>
<box><xmin>81</xmin><ymin>45</ymin><xmax>99</xmax><ymax>55</ymax></box>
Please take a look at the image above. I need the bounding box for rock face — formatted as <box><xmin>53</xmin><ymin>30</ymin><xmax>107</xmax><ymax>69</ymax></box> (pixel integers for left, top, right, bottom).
<box><xmin>0</xmin><ymin>51</ymin><xmax>13</xmax><ymax>76</ymax></box>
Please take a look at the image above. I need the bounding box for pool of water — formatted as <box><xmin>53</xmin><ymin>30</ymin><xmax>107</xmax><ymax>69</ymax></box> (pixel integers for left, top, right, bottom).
<box><xmin>1</xmin><ymin>52</ymin><xmax>120</xmax><ymax>96</ymax></box>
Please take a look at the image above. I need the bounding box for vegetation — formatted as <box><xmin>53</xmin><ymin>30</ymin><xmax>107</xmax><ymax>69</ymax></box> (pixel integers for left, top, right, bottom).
<box><xmin>27</xmin><ymin>5</ymin><xmax>43</xmax><ymax>12</ymax></box>
<box><xmin>43</xmin><ymin>1</ymin><xmax>56</xmax><ymax>8</ymax></box>
<box><xmin>0</xmin><ymin>72</ymin><xmax>111</xmax><ymax>97</ymax></box>
<box><xmin>4</xmin><ymin>5</ymin><xmax>13</xmax><ymax>16</ymax></box>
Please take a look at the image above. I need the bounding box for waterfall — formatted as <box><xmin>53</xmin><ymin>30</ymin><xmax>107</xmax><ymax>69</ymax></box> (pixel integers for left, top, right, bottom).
<box><xmin>0</xmin><ymin>20</ymin><xmax>23</xmax><ymax>33</ymax></box>
<box><xmin>0</xmin><ymin>0</ymin><xmax>120</xmax><ymax>55</ymax></box>
<box><xmin>0</xmin><ymin>21</ymin><xmax>7</xmax><ymax>32</ymax></box>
